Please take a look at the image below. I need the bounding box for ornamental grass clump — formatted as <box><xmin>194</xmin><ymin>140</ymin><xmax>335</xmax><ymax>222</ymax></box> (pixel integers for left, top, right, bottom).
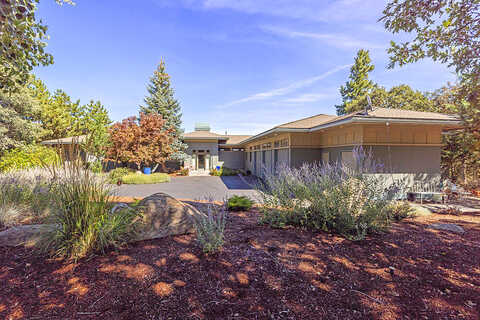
<box><xmin>195</xmin><ymin>201</ymin><xmax>227</xmax><ymax>254</ymax></box>
<box><xmin>0</xmin><ymin>168</ymin><xmax>55</xmax><ymax>227</ymax></box>
<box><xmin>257</xmin><ymin>147</ymin><xmax>403</xmax><ymax>240</ymax></box>
<box><xmin>40</xmin><ymin>158</ymin><xmax>138</xmax><ymax>259</ymax></box>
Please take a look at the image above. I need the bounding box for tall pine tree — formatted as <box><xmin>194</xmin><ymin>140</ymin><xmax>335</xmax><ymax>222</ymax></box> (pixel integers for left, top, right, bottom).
<box><xmin>336</xmin><ymin>49</ymin><xmax>375</xmax><ymax>115</ymax></box>
<box><xmin>140</xmin><ymin>60</ymin><xmax>187</xmax><ymax>163</ymax></box>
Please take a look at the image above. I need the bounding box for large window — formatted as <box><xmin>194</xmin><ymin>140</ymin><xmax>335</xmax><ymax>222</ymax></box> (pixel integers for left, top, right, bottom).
<box><xmin>274</xmin><ymin>139</ymin><xmax>289</xmax><ymax>148</ymax></box>
<box><xmin>262</xmin><ymin>150</ymin><xmax>266</xmax><ymax>164</ymax></box>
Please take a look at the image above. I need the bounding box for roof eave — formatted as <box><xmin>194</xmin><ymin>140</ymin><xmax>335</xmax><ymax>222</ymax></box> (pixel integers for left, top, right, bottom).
<box><xmin>351</xmin><ymin>116</ymin><xmax>463</xmax><ymax>126</ymax></box>
<box><xmin>309</xmin><ymin>116</ymin><xmax>463</xmax><ymax>132</ymax></box>
<box><xmin>238</xmin><ymin>127</ymin><xmax>309</xmax><ymax>145</ymax></box>
<box><xmin>183</xmin><ymin>137</ymin><xmax>224</xmax><ymax>141</ymax></box>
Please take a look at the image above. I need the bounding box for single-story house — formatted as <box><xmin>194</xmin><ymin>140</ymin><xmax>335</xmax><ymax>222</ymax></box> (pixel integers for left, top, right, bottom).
<box><xmin>183</xmin><ymin>107</ymin><xmax>461</xmax><ymax>184</ymax></box>
<box><xmin>41</xmin><ymin>107</ymin><xmax>462</xmax><ymax>185</ymax></box>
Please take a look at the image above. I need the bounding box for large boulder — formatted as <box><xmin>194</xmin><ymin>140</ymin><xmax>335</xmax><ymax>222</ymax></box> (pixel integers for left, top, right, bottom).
<box><xmin>0</xmin><ymin>224</ymin><xmax>56</xmax><ymax>247</ymax></box>
<box><xmin>134</xmin><ymin>193</ymin><xmax>206</xmax><ymax>241</ymax></box>
<box><xmin>0</xmin><ymin>193</ymin><xmax>206</xmax><ymax>247</ymax></box>
<box><xmin>428</xmin><ymin>223</ymin><xmax>465</xmax><ymax>234</ymax></box>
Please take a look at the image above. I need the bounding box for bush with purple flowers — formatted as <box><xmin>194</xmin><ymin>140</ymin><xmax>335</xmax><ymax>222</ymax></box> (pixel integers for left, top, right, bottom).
<box><xmin>256</xmin><ymin>147</ymin><xmax>404</xmax><ymax>240</ymax></box>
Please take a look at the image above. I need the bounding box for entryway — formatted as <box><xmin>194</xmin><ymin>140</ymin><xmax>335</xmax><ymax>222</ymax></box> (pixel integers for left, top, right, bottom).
<box><xmin>197</xmin><ymin>154</ymin><xmax>206</xmax><ymax>170</ymax></box>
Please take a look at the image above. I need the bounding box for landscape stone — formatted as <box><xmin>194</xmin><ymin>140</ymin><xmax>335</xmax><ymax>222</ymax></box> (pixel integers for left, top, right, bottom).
<box><xmin>428</xmin><ymin>223</ymin><xmax>465</xmax><ymax>234</ymax></box>
<box><xmin>134</xmin><ymin>192</ymin><xmax>206</xmax><ymax>241</ymax></box>
<box><xmin>0</xmin><ymin>224</ymin><xmax>56</xmax><ymax>247</ymax></box>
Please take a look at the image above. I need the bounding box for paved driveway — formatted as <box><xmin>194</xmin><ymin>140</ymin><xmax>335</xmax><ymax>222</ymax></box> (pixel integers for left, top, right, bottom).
<box><xmin>113</xmin><ymin>176</ymin><xmax>260</xmax><ymax>202</ymax></box>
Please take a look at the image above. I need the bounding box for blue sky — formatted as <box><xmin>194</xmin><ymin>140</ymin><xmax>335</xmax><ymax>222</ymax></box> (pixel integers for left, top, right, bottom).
<box><xmin>35</xmin><ymin>0</ymin><xmax>456</xmax><ymax>135</ymax></box>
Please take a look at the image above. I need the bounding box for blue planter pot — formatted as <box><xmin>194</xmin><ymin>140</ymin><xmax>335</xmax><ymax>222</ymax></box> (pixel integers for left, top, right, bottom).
<box><xmin>143</xmin><ymin>167</ymin><xmax>151</xmax><ymax>175</ymax></box>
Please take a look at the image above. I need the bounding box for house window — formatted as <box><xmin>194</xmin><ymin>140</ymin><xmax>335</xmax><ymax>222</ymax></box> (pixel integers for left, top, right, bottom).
<box><xmin>249</xmin><ymin>152</ymin><xmax>252</xmax><ymax>162</ymax></box>
<box><xmin>262</xmin><ymin>150</ymin><xmax>266</xmax><ymax>164</ymax></box>
<box><xmin>279</xmin><ymin>139</ymin><xmax>289</xmax><ymax>148</ymax></box>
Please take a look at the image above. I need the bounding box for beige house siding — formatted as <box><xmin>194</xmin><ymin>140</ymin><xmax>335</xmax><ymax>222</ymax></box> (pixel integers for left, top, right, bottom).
<box><xmin>218</xmin><ymin>150</ymin><xmax>245</xmax><ymax>169</ymax></box>
<box><xmin>241</xmin><ymin>123</ymin><xmax>446</xmax><ymax>176</ymax></box>
<box><xmin>290</xmin><ymin>148</ymin><xmax>322</xmax><ymax>168</ymax></box>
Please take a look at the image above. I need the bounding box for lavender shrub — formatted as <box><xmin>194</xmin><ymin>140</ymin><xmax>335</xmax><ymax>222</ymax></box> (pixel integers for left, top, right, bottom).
<box><xmin>256</xmin><ymin>147</ymin><xmax>404</xmax><ymax>240</ymax></box>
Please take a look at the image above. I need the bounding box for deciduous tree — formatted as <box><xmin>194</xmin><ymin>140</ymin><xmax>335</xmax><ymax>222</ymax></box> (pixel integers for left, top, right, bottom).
<box><xmin>347</xmin><ymin>84</ymin><xmax>434</xmax><ymax>113</ymax></box>
<box><xmin>106</xmin><ymin>113</ymin><xmax>174</xmax><ymax>171</ymax></box>
<box><xmin>381</xmin><ymin>0</ymin><xmax>480</xmax><ymax>185</ymax></box>
<box><xmin>0</xmin><ymin>1</ymin><xmax>73</xmax><ymax>91</ymax></box>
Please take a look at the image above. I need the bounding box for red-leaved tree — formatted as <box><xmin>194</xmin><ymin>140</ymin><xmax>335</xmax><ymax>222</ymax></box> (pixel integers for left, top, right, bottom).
<box><xmin>106</xmin><ymin>113</ymin><xmax>174</xmax><ymax>170</ymax></box>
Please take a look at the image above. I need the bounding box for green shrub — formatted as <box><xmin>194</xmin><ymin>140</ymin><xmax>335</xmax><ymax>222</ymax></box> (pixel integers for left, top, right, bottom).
<box><xmin>384</xmin><ymin>201</ymin><xmax>415</xmax><ymax>221</ymax></box>
<box><xmin>108</xmin><ymin>167</ymin><xmax>132</xmax><ymax>184</ymax></box>
<box><xmin>0</xmin><ymin>145</ymin><xmax>59</xmax><ymax>172</ymax></box>
<box><xmin>210</xmin><ymin>167</ymin><xmax>239</xmax><ymax>176</ymax></box>
<box><xmin>227</xmin><ymin>195</ymin><xmax>253</xmax><ymax>211</ymax></box>
<box><xmin>256</xmin><ymin>147</ymin><xmax>403</xmax><ymax>240</ymax></box>
<box><xmin>88</xmin><ymin>160</ymin><xmax>103</xmax><ymax>174</ymax></box>
<box><xmin>195</xmin><ymin>202</ymin><xmax>227</xmax><ymax>254</ymax></box>
<box><xmin>121</xmin><ymin>172</ymin><xmax>170</xmax><ymax>184</ymax></box>
<box><xmin>258</xmin><ymin>208</ymin><xmax>294</xmax><ymax>229</ymax></box>
<box><xmin>40</xmin><ymin>161</ymin><xmax>138</xmax><ymax>259</ymax></box>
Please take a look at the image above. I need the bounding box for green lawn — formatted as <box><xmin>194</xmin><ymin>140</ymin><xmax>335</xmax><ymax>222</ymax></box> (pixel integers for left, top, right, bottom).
<box><xmin>121</xmin><ymin>173</ymin><xmax>171</xmax><ymax>184</ymax></box>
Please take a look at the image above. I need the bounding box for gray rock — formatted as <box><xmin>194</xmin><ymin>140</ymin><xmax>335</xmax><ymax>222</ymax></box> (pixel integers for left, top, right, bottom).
<box><xmin>134</xmin><ymin>192</ymin><xmax>206</xmax><ymax>241</ymax></box>
<box><xmin>428</xmin><ymin>223</ymin><xmax>465</xmax><ymax>234</ymax></box>
<box><xmin>111</xmin><ymin>202</ymin><xmax>130</xmax><ymax>214</ymax></box>
<box><xmin>0</xmin><ymin>224</ymin><xmax>56</xmax><ymax>247</ymax></box>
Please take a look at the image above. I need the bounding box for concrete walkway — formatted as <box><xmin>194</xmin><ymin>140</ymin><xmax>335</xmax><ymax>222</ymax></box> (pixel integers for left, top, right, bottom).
<box><xmin>113</xmin><ymin>176</ymin><xmax>260</xmax><ymax>202</ymax></box>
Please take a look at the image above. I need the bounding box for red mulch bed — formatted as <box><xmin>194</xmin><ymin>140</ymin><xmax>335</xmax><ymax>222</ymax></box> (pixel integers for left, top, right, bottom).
<box><xmin>1</xmin><ymin>207</ymin><xmax>479</xmax><ymax>320</ymax></box>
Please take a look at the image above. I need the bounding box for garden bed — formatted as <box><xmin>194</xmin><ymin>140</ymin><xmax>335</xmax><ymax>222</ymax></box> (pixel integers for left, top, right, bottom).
<box><xmin>1</xmin><ymin>205</ymin><xmax>479</xmax><ymax>319</ymax></box>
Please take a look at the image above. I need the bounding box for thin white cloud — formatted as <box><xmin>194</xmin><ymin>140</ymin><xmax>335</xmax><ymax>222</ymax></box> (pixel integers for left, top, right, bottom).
<box><xmin>217</xmin><ymin>64</ymin><xmax>351</xmax><ymax>109</ymax></box>
<box><xmin>282</xmin><ymin>93</ymin><xmax>333</xmax><ymax>104</ymax></box>
<box><xmin>152</xmin><ymin>0</ymin><xmax>385</xmax><ymax>23</ymax></box>
<box><xmin>203</xmin><ymin>0</ymin><xmax>383</xmax><ymax>23</ymax></box>
<box><xmin>261</xmin><ymin>25</ymin><xmax>386</xmax><ymax>50</ymax></box>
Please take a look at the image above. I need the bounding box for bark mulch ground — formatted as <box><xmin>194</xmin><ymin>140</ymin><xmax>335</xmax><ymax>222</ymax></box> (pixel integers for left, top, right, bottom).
<box><xmin>1</xmin><ymin>206</ymin><xmax>479</xmax><ymax>320</ymax></box>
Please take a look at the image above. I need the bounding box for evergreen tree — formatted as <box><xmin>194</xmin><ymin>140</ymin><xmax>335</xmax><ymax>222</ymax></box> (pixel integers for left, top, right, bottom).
<box><xmin>0</xmin><ymin>82</ymin><xmax>44</xmax><ymax>153</ymax></box>
<box><xmin>336</xmin><ymin>49</ymin><xmax>375</xmax><ymax>115</ymax></box>
<box><xmin>78</xmin><ymin>100</ymin><xmax>112</xmax><ymax>160</ymax></box>
<box><xmin>39</xmin><ymin>89</ymin><xmax>80</xmax><ymax>140</ymax></box>
<box><xmin>140</xmin><ymin>60</ymin><xmax>187</xmax><ymax>162</ymax></box>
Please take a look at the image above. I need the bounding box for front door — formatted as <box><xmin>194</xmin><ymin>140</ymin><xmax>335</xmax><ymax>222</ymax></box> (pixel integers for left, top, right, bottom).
<box><xmin>197</xmin><ymin>154</ymin><xmax>205</xmax><ymax>170</ymax></box>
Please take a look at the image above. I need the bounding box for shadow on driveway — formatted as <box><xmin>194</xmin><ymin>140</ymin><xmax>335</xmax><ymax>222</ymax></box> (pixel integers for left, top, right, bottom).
<box><xmin>220</xmin><ymin>176</ymin><xmax>257</xmax><ymax>190</ymax></box>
